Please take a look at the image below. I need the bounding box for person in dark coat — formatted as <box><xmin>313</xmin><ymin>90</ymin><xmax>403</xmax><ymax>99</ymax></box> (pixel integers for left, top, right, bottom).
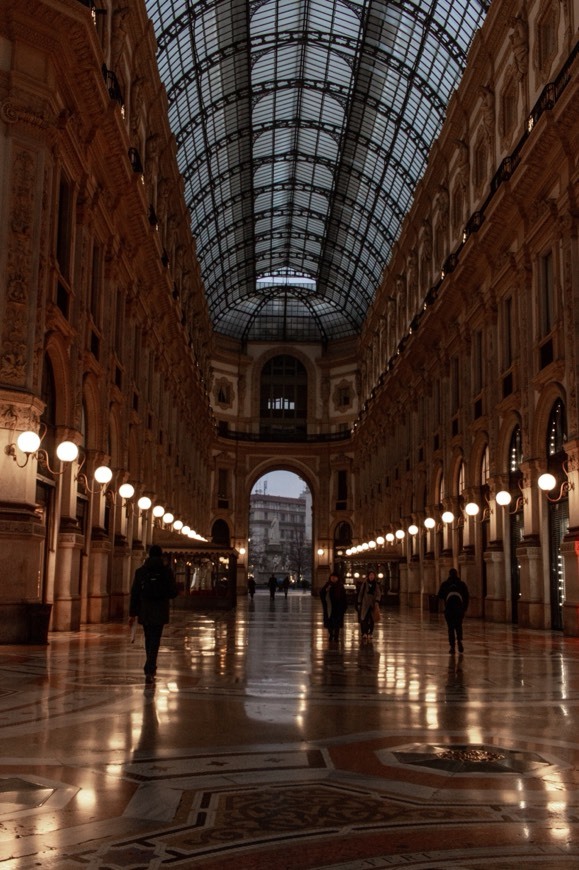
<box><xmin>268</xmin><ymin>573</ymin><xmax>277</xmax><ymax>599</ymax></box>
<box><xmin>247</xmin><ymin>575</ymin><xmax>256</xmax><ymax>598</ymax></box>
<box><xmin>129</xmin><ymin>544</ymin><xmax>178</xmax><ymax>684</ymax></box>
<box><xmin>357</xmin><ymin>570</ymin><xmax>381</xmax><ymax>643</ymax></box>
<box><xmin>319</xmin><ymin>572</ymin><xmax>348</xmax><ymax>642</ymax></box>
<box><xmin>437</xmin><ymin>567</ymin><xmax>469</xmax><ymax>654</ymax></box>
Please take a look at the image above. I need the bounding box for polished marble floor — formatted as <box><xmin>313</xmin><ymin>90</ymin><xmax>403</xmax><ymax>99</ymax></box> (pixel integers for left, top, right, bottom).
<box><xmin>1</xmin><ymin>592</ymin><xmax>579</xmax><ymax>868</ymax></box>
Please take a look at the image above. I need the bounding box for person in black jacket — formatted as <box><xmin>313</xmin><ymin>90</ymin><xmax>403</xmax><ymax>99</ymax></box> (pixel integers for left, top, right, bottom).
<box><xmin>319</xmin><ymin>572</ymin><xmax>348</xmax><ymax>642</ymax></box>
<box><xmin>437</xmin><ymin>567</ymin><xmax>469</xmax><ymax>654</ymax></box>
<box><xmin>129</xmin><ymin>544</ymin><xmax>178</xmax><ymax>684</ymax></box>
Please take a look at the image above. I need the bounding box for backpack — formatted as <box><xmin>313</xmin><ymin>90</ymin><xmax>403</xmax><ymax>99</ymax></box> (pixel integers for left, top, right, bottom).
<box><xmin>140</xmin><ymin>566</ymin><xmax>168</xmax><ymax>600</ymax></box>
<box><xmin>445</xmin><ymin>583</ymin><xmax>464</xmax><ymax>610</ymax></box>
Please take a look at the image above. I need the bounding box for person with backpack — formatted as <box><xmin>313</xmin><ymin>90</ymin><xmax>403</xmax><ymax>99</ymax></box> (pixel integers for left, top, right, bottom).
<box><xmin>129</xmin><ymin>544</ymin><xmax>178</xmax><ymax>684</ymax></box>
<box><xmin>437</xmin><ymin>567</ymin><xmax>469</xmax><ymax>654</ymax></box>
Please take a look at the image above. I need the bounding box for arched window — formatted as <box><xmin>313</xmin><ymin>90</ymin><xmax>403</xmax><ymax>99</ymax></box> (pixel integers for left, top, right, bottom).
<box><xmin>211</xmin><ymin>519</ymin><xmax>230</xmax><ymax>546</ymax></box>
<box><xmin>547</xmin><ymin>399</ymin><xmax>566</xmax><ymax>458</ymax></box>
<box><xmin>260</xmin><ymin>355</ymin><xmax>307</xmax><ymax>437</ymax></box>
<box><xmin>508</xmin><ymin>425</ymin><xmax>523</xmax><ymax>488</ymax></box>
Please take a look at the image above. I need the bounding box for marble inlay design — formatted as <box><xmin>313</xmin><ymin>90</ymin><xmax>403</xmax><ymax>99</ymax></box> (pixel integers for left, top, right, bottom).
<box><xmin>2</xmin><ymin>596</ymin><xmax>579</xmax><ymax>870</ymax></box>
<box><xmin>392</xmin><ymin>743</ymin><xmax>553</xmax><ymax>773</ymax></box>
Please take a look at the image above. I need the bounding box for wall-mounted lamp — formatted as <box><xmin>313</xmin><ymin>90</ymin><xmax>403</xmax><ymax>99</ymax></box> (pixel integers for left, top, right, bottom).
<box><xmin>173</xmin><ymin>519</ymin><xmax>184</xmax><ymax>531</ymax></box>
<box><xmin>424</xmin><ymin>516</ymin><xmax>436</xmax><ymax>530</ymax></box>
<box><xmin>395</xmin><ymin>529</ymin><xmax>405</xmax><ymax>541</ymax></box>
<box><xmin>538</xmin><ymin>466</ymin><xmax>574</xmax><ymax>503</ymax></box>
<box><xmin>376</xmin><ymin>535</ymin><xmax>385</xmax><ymax>545</ymax></box>
<box><xmin>238</xmin><ymin>546</ymin><xmax>246</xmax><ymax>556</ymax></box>
<box><xmin>138</xmin><ymin>496</ymin><xmax>152</xmax><ymax>511</ymax></box>
<box><xmin>408</xmin><ymin>524</ymin><xmax>419</xmax><ymax>536</ymax></box>
<box><xmin>5</xmin><ymin>428</ymin><xmax>79</xmax><ymax>474</ymax></box>
<box><xmin>317</xmin><ymin>548</ymin><xmax>324</xmax><ymax>557</ymax></box>
<box><xmin>385</xmin><ymin>532</ymin><xmax>395</xmax><ymax>543</ymax></box>
<box><xmin>496</xmin><ymin>485</ymin><xmax>527</xmax><ymax>514</ymax></box>
<box><xmin>152</xmin><ymin>505</ymin><xmax>165</xmax><ymax>518</ymax></box>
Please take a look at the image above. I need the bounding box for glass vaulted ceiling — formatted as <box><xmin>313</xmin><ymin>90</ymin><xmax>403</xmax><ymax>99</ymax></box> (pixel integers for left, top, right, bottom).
<box><xmin>145</xmin><ymin>0</ymin><xmax>490</xmax><ymax>343</ymax></box>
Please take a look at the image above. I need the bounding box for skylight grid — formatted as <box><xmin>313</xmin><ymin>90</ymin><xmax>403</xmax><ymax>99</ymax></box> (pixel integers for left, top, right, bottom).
<box><xmin>144</xmin><ymin>0</ymin><xmax>489</xmax><ymax>341</ymax></box>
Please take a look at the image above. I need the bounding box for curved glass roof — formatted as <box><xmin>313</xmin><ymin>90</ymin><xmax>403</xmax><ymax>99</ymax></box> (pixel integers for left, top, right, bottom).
<box><xmin>145</xmin><ymin>0</ymin><xmax>490</xmax><ymax>343</ymax></box>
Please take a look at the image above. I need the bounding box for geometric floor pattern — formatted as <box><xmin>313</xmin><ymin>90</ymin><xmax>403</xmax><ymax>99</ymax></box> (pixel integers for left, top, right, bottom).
<box><xmin>1</xmin><ymin>592</ymin><xmax>579</xmax><ymax>868</ymax></box>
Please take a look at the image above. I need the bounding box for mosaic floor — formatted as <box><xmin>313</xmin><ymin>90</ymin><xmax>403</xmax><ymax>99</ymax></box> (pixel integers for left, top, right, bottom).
<box><xmin>0</xmin><ymin>592</ymin><xmax>579</xmax><ymax>869</ymax></box>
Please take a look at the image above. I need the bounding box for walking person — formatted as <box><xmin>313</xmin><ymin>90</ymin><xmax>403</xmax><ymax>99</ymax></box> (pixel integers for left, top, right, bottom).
<box><xmin>282</xmin><ymin>575</ymin><xmax>290</xmax><ymax>598</ymax></box>
<box><xmin>268</xmin><ymin>573</ymin><xmax>277</xmax><ymax>600</ymax></box>
<box><xmin>357</xmin><ymin>570</ymin><xmax>381</xmax><ymax>643</ymax></box>
<box><xmin>129</xmin><ymin>544</ymin><xmax>178</xmax><ymax>685</ymax></box>
<box><xmin>247</xmin><ymin>575</ymin><xmax>256</xmax><ymax>599</ymax></box>
<box><xmin>437</xmin><ymin>567</ymin><xmax>469</xmax><ymax>654</ymax></box>
<box><xmin>319</xmin><ymin>572</ymin><xmax>348</xmax><ymax>642</ymax></box>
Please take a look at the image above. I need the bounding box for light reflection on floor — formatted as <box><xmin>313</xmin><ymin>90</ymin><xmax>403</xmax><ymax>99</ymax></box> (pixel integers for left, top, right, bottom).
<box><xmin>1</xmin><ymin>592</ymin><xmax>579</xmax><ymax>868</ymax></box>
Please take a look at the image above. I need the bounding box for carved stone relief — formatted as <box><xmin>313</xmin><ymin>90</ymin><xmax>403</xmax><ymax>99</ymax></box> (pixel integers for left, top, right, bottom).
<box><xmin>0</xmin><ymin>149</ymin><xmax>37</xmax><ymax>386</ymax></box>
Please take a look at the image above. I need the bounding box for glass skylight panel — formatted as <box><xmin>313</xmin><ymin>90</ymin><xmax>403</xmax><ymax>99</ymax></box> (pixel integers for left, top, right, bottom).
<box><xmin>144</xmin><ymin>0</ymin><xmax>488</xmax><ymax>341</ymax></box>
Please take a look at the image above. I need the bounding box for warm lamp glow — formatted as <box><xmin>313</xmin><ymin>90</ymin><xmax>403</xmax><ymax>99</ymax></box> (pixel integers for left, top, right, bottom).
<box><xmin>465</xmin><ymin>502</ymin><xmax>480</xmax><ymax>516</ymax></box>
<box><xmin>181</xmin><ymin>525</ymin><xmax>190</xmax><ymax>535</ymax></box>
<box><xmin>385</xmin><ymin>532</ymin><xmax>395</xmax><ymax>543</ymax></box>
<box><xmin>118</xmin><ymin>483</ymin><xmax>135</xmax><ymax>499</ymax></box>
<box><xmin>94</xmin><ymin>465</ymin><xmax>113</xmax><ymax>485</ymax></box>
<box><xmin>538</xmin><ymin>473</ymin><xmax>556</xmax><ymax>491</ymax></box>
<box><xmin>163</xmin><ymin>512</ymin><xmax>174</xmax><ymax>524</ymax></box>
<box><xmin>424</xmin><ymin>516</ymin><xmax>436</xmax><ymax>529</ymax></box>
<box><xmin>376</xmin><ymin>535</ymin><xmax>385</xmax><ymax>545</ymax></box>
<box><xmin>152</xmin><ymin>505</ymin><xmax>165</xmax><ymax>518</ymax></box>
<box><xmin>442</xmin><ymin>510</ymin><xmax>454</xmax><ymax>524</ymax></box>
<box><xmin>239</xmin><ymin>546</ymin><xmax>246</xmax><ymax>555</ymax></box>
<box><xmin>368</xmin><ymin>540</ymin><xmax>376</xmax><ymax>548</ymax></box>
<box><xmin>56</xmin><ymin>441</ymin><xmax>79</xmax><ymax>462</ymax></box>
<box><xmin>408</xmin><ymin>524</ymin><xmax>419</xmax><ymax>536</ymax></box>
<box><xmin>496</xmin><ymin>490</ymin><xmax>512</xmax><ymax>506</ymax></box>
<box><xmin>173</xmin><ymin>519</ymin><xmax>183</xmax><ymax>531</ymax></box>
<box><xmin>137</xmin><ymin>496</ymin><xmax>152</xmax><ymax>511</ymax></box>
<box><xmin>317</xmin><ymin>548</ymin><xmax>324</xmax><ymax>556</ymax></box>
<box><xmin>395</xmin><ymin>529</ymin><xmax>405</xmax><ymax>540</ymax></box>
<box><xmin>17</xmin><ymin>431</ymin><xmax>40</xmax><ymax>454</ymax></box>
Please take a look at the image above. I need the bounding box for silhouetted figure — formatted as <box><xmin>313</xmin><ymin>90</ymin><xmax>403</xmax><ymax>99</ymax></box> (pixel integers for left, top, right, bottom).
<box><xmin>129</xmin><ymin>545</ymin><xmax>178</xmax><ymax>685</ymax></box>
<box><xmin>247</xmin><ymin>576</ymin><xmax>256</xmax><ymax>599</ymax></box>
<box><xmin>357</xmin><ymin>570</ymin><xmax>381</xmax><ymax>643</ymax></box>
<box><xmin>268</xmin><ymin>573</ymin><xmax>277</xmax><ymax>600</ymax></box>
<box><xmin>437</xmin><ymin>567</ymin><xmax>469</xmax><ymax>654</ymax></box>
<box><xmin>320</xmin><ymin>572</ymin><xmax>348</xmax><ymax>642</ymax></box>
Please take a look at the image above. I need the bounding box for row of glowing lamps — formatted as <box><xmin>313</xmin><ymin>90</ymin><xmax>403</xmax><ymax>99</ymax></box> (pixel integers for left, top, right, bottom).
<box><xmin>344</xmin><ymin>477</ymin><xmax>567</xmax><ymax>556</ymax></box>
<box><xmin>14</xmin><ymin>432</ymin><xmax>206</xmax><ymax>541</ymax></box>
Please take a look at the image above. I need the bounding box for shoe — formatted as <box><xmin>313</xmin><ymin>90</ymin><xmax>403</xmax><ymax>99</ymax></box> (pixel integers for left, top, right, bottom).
<box><xmin>458</xmin><ymin>643</ymin><xmax>464</xmax><ymax>653</ymax></box>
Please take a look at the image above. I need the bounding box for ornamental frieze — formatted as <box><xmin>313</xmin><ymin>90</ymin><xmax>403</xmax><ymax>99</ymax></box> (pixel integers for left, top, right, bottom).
<box><xmin>0</xmin><ymin>99</ymin><xmax>50</xmax><ymax>132</ymax></box>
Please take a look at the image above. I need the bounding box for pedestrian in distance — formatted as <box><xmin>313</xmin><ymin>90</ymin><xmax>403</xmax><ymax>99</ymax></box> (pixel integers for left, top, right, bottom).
<box><xmin>357</xmin><ymin>570</ymin><xmax>381</xmax><ymax>643</ymax></box>
<box><xmin>437</xmin><ymin>567</ymin><xmax>469</xmax><ymax>654</ymax></box>
<box><xmin>282</xmin><ymin>574</ymin><xmax>290</xmax><ymax>598</ymax></box>
<box><xmin>247</xmin><ymin>575</ymin><xmax>256</xmax><ymax>599</ymax></box>
<box><xmin>319</xmin><ymin>572</ymin><xmax>348</xmax><ymax>642</ymax></box>
<box><xmin>268</xmin><ymin>573</ymin><xmax>277</xmax><ymax>599</ymax></box>
<box><xmin>129</xmin><ymin>544</ymin><xmax>178</xmax><ymax>685</ymax></box>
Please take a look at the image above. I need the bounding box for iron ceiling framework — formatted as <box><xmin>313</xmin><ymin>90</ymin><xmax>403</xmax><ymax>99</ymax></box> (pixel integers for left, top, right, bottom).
<box><xmin>145</xmin><ymin>0</ymin><xmax>490</xmax><ymax>343</ymax></box>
